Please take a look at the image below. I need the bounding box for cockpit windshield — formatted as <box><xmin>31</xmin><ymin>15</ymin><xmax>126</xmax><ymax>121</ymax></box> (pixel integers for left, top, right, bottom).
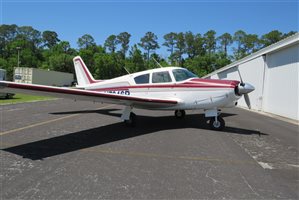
<box><xmin>172</xmin><ymin>69</ymin><xmax>198</xmax><ymax>82</ymax></box>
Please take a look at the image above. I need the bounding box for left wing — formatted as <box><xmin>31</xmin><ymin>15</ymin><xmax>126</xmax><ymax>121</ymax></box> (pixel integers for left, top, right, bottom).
<box><xmin>0</xmin><ymin>81</ymin><xmax>179</xmax><ymax>108</ymax></box>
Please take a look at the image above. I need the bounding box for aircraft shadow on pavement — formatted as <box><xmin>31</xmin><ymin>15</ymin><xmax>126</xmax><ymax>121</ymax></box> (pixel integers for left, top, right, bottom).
<box><xmin>3</xmin><ymin>109</ymin><xmax>268</xmax><ymax>160</ymax></box>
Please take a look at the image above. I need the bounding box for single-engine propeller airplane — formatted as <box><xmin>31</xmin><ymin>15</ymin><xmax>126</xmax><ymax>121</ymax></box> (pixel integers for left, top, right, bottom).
<box><xmin>0</xmin><ymin>56</ymin><xmax>254</xmax><ymax>130</ymax></box>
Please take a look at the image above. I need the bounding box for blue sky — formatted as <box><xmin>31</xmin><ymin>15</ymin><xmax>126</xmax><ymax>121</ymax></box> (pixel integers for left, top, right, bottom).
<box><xmin>1</xmin><ymin>0</ymin><xmax>298</xmax><ymax>57</ymax></box>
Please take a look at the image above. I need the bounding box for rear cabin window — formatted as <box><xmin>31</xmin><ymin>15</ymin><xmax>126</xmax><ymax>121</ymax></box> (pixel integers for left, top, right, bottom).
<box><xmin>152</xmin><ymin>71</ymin><xmax>172</xmax><ymax>83</ymax></box>
<box><xmin>134</xmin><ymin>74</ymin><xmax>150</xmax><ymax>84</ymax></box>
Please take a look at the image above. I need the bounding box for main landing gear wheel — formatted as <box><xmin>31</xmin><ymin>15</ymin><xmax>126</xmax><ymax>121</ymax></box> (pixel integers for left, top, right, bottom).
<box><xmin>124</xmin><ymin>112</ymin><xmax>136</xmax><ymax>127</ymax></box>
<box><xmin>175</xmin><ymin>110</ymin><xmax>186</xmax><ymax>119</ymax></box>
<box><xmin>209</xmin><ymin>116</ymin><xmax>225</xmax><ymax>131</ymax></box>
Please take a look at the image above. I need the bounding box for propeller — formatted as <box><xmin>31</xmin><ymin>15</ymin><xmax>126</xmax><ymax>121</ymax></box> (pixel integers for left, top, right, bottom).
<box><xmin>244</xmin><ymin>93</ymin><xmax>251</xmax><ymax>109</ymax></box>
<box><xmin>236</xmin><ymin>68</ymin><xmax>254</xmax><ymax>109</ymax></box>
<box><xmin>237</xmin><ymin>68</ymin><xmax>245</xmax><ymax>86</ymax></box>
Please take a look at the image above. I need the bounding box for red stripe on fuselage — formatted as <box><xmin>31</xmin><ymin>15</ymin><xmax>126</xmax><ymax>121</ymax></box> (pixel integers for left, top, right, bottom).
<box><xmin>189</xmin><ymin>78</ymin><xmax>240</xmax><ymax>86</ymax></box>
<box><xmin>89</xmin><ymin>79</ymin><xmax>239</xmax><ymax>92</ymax></box>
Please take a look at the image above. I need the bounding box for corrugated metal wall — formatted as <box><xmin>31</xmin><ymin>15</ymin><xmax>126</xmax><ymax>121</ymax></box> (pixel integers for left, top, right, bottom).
<box><xmin>14</xmin><ymin>67</ymin><xmax>33</xmax><ymax>84</ymax></box>
<box><xmin>263</xmin><ymin>44</ymin><xmax>299</xmax><ymax>120</ymax></box>
<box><xmin>14</xmin><ymin>67</ymin><xmax>74</xmax><ymax>86</ymax></box>
<box><xmin>32</xmin><ymin>69</ymin><xmax>74</xmax><ymax>86</ymax></box>
<box><xmin>214</xmin><ymin>56</ymin><xmax>265</xmax><ymax>111</ymax></box>
<box><xmin>207</xmin><ymin>43</ymin><xmax>299</xmax><ymax>120</ymax></box>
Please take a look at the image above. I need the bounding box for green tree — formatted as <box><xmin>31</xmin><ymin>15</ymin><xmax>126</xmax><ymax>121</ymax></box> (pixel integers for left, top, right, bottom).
<box><xmin>233</xmin><ymin>30</ymin><xmax>247</xmax><ymax>59</ymax></box>
<box><xmin>185</xmin><ymin>31</ymin><xmax>196</xmax><ymax>58</ymax></box>
<box><xmin>261</xmin><ymin>30</ymin><xmax>283</xmax><ymax>47</ymax></box>
<box><xmin>125</xmin><ymin>44</ymin><xmax>146</xmax><ymax>73</ymax></box>
<box><xmin>94</xmin><ymin>53</ymin><xmax>122</xmax><ymax>79</ymax></box>
<box><xmin>17</xmin><ymin>26</ymin><xmax>42</xmax><ymax>48</ymax></box>
<box><xmin>184</xmin><ymin>32</ymin><xmax>204</xmax><ymax>59</ymax></box>
<box><xmin>0</xmin><ymin>24</ymin><xmax>18</xmax><ymax>42</ymax></box>
<box><xmin>104</xmin><ymin>34</ymin><xmax>119</xmax><ymax>53</ymax></box>
<box><xmin>214</xmin><ymin>52</ymin><xmax>231</xmax><ymax>69</ymax></box>
<box><xmin>193</xmin><ymin>34</ymin><xmax>205</xmax><ymax>57</ymax></box>
<box><xmin>79</xmin><ymin>47</ymin><xmax>96</xmax><ymax>74</ymax></box>
<box><xmin>117</xmin><ymin>32</ymin><xmax>131</xmax><ymax>58</ymax></box>
<box><xmin>184</xmin><ymin>54</ymin><xmax>215</xmax><ymax>77</ymax></box>
<box><xmin>148</xmin><ymin>53</ymin><xmax>168</xmax><ymax>69</ymax></box>
<box><xmin>77</xmin><ymin>34</ymin><xmax>96</xmax><ymax>49</ymax></box>
<box><xmin>0</xmin><ymin>24</ymin><xmax>18</xmax><ymax>58</ymax></box>
<box><xmin>173</xmin><ymin>32</ymin><xmax>185</xmax><ymax>66</ymax></box>
<box><xmin>218</xmin><ymin>32</ymin><xmax>233</xmax><ymax>57</ymax></box>
<box><xmin>139</xmin><ymin>32</ymin><xmax>160</xmax><ymax>62</ymax></box>
<box><xmin>243</xmin><ymin>34</ymin><xmax>260</xmax><ymax>54</ymax></box>
<box><xmin>42</xmin><ymin>30</ymin><xmax>60</xmax><ymax>49</ymax></box>
<box><xmin>7</xmin><ymin>39</ymin><xmax>42</xmax><ymax>68</ymax></box>
<box><xmin>48</xmin><ymin>41</ymin><xmax>77</xmax><ymax>73</ymax></box>
<box><xmin>0</xmin><ymin>57</ymin><xmax>12</xmax><ymax>80</ymax></box>
<box><xmin>283</xmin><ymin>31</ymin><xmax>297</xmax><ymax>38</ymax></box>
<box><xmin>203</xmin><ymin>30</ymin><xmax>217</xmax><ymax>55</ymax></box>
<box><xmin>163</xmin><ymin>32</ymin><xmax>177</xmax><ymax>55</ymax></box>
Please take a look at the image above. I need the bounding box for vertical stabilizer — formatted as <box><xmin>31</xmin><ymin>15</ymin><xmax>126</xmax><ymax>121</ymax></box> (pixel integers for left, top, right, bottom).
<box><xmin>73</xmin><ymin>56</ymin><xmax>97</xmax><ymax>86</ymax></box>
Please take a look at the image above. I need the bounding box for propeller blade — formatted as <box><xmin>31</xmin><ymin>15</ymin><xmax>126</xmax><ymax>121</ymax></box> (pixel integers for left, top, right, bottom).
<box><xmin>244</xmin><ymin>93</ymin><xmax>251</xmax><ymax>109</ymax></box>
<box><xmin>237</xmin><ymin>68</ymin><xmax>245</xmax><ymax>86</ymax></box>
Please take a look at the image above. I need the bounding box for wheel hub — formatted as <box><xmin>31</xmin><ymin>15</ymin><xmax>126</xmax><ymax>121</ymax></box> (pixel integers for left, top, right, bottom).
<box><xmin>213</xmin><ymin>120</ymin><xmax>221</xmax><ymax>128</ymax></box>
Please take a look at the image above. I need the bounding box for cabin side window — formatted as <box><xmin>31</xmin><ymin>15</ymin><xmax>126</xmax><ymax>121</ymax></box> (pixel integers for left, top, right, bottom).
<box><xmin>152</xmin><ymin>71</ymin><xmax>172</xmax><ymax>83</ymax></box>
<box><xmin>134</xmin><ymin>74</ymin><xmax>150</xmax><ymax>84</ymax></box>
<box><xmin>172</xmin><ymin>69</ymin><xmax>198</xmax><ymax>82</ymax></box>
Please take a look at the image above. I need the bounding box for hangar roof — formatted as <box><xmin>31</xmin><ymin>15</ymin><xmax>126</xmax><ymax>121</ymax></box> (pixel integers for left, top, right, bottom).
<box><xmin>203</xmin><ymin>32</ymin><xmax>299</xmax><ymax>78</ymax></box>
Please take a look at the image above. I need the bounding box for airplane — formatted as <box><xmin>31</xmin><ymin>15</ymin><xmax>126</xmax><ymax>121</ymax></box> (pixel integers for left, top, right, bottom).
<box><xmin>0</xmin><ymin>56</ymin><xmax>255</xmax><ymax>131</ymax></box>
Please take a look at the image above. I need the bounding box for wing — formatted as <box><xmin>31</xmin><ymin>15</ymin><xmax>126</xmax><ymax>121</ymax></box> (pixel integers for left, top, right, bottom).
<box><xmin>0</xmin><ymin>81</ymin><xmax>178</xmax><ymax>108</ymax></box>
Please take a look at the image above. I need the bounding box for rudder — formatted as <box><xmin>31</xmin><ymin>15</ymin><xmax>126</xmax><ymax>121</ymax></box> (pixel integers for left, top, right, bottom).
<box><xmin>73</xmin><ymin>56</ymin><xmax>96</xmax><ymax>86</ymax></box>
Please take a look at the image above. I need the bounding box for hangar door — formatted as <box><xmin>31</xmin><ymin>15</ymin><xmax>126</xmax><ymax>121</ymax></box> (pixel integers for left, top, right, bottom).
<box><xmin>216</xmin><ymin>56</ymin><xmax>265</xmax><ymax>111</ymax></box>
<box><xmin>263</xmin><ymin>44</ymin><xmax>299</xmax><ymax>120</ymax></box>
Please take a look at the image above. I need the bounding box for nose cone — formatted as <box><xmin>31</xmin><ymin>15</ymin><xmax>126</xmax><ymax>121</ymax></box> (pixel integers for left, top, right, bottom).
<box><xmin>238</xmin><ymin>83</ymin><xmax>255</xmax><ymax>94</ymax></box>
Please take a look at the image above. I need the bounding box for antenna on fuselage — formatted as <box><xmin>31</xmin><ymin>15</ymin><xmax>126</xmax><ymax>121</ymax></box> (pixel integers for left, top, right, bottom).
<box><xmin>152</xmin><ymin>57</ymin><xmax>163</xmax><ymax>68</ymax></box>
<box><xmin>124</xmin><ymin>67</ymin><xmax>130</xmax><ymax>74</ymax></box>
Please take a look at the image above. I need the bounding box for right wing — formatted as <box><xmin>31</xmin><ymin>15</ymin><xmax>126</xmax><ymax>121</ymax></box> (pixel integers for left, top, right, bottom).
<box><xmin>0</xmin><ymin>81</ymin><xmax>179</xmax><ymax>108</ymax></box>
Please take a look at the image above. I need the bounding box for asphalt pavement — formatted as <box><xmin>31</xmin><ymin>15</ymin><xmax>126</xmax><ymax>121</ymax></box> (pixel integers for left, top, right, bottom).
<box><xmin>1</xmin><ymin>99</ymin><xmax>298</xmax><ymax>199</ymax></box>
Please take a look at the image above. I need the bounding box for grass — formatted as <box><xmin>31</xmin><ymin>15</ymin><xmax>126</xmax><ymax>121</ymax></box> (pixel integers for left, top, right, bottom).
<box><xmin>0</xmin><ymin>93</ymin><xmax>56</xmax><ymax>105</ymax></box>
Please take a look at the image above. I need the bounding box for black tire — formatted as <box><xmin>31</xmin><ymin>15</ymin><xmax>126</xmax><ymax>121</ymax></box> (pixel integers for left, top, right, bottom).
<box><xmin>209</xmin><ymin>116</ymin><xmax>225</xmax><ymax>131</ymax></box>
<box><xmin>124</xmin><ymin>112</ymin><xmax>137</xmax><ymax>127</ymax></box>
<box><xmin>175</xmin><ymin>110</ymin><xmax>186</xmax><ymax>119</ymax></box>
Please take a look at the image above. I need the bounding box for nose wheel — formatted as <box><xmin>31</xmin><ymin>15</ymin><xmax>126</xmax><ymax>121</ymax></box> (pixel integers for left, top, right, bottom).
<box><xmin>209</xmin><ymin>116</ymin><xmax>225</xmax><ymax>131</ymax></box>
<box><xmin>175</xmin><ymin>110</ymin><xmax>186</xmax><ymax>119</ymax></box>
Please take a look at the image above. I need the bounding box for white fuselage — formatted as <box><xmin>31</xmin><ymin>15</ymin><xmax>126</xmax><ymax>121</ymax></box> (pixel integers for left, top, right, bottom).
<box><xmin>78</xmin><ymin>67</ymin><xmax>241</xmax><ymax>110</ymax></box>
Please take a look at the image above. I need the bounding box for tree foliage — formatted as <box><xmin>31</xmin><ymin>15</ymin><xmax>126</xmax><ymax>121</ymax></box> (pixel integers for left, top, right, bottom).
<box><xmin>138</xmin><ymin>31</ymin><xmax>160</xmax><ymax>62</ymax></box>
<box><xmin>163</xmin><ymin>32</ymin><xmax>177</xmax><ymax>55</ymax></box>
<box><xmin>203</xmin><ymin>30</ymin><xmax>217</xmax><ymax>55</ymax></box>
<box><xmin>104</xmin><ymin>34</ymin><xmax>119</xmax><ymax>53</ymax></box>
<box><xmin>117</xmin><ymin>32</ymin><xmax>131</xmax><ymax>58</ymax></box>
<box><xmin>42</xmin><ymin>30</ymin><xmax>60</xmax><ymax>49</ymax></box>
<box><xmin>0</xmin><ymin>24</ymin><xmax>296</xmax><ymax>81</ymax></box>
<box><xmin>218</xmin><ymin>32</ymin><xmax>233</xmax><ymax>57</ymax></box>
<box><xmin>77</xmin><ymin>34</ymin><xmax>96</xmax><ymax>49</ymax></box>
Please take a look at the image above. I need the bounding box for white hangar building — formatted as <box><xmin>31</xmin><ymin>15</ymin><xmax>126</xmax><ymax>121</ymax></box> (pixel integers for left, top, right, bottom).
<box><xmin>204</xmin><ymin>33</ymin><xmax>299</xmax><ymax>121</ymax></box>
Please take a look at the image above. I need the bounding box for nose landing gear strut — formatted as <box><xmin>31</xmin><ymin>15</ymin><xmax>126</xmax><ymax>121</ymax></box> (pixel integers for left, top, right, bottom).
<box><xmin>205</xmin><ymin>109</ymin><xmax>225</xmax><ymax>131</ymax></box>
